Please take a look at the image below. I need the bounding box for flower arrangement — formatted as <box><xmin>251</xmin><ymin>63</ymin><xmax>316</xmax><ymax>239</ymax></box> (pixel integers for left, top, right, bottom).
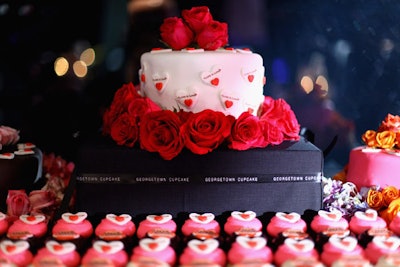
<box><xmin>160</xmin><ymin>6</ymin><xmax>228</xmax><ymax>50</ymax></box>
<box><xmin>102</xmin><ymin>82</ymin><xmax>301</xmax><ymax>160</ymax></box>
<box><xmin>361</xmin><ymin>113</ymin><xmax>400</xmax><ymax>149</ymax></box>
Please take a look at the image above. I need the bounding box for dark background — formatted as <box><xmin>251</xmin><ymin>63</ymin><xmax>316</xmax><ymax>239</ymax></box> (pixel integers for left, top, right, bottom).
<box><xmin>1</xmin><ymin>0</ymin><xmax>400</xmax><ymax>176</ymax></box>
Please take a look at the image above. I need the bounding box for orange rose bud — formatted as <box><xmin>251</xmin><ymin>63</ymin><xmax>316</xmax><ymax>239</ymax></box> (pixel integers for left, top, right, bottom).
<box><xmin>362</xmin><ymin>130</ymin><xmax>378</xmax><ymax>147</ymax></box>
<box><xmin>382</xmin><ymin>186</ymin><xmax>400</xmax><ymax>206</ymax></box>
<box><xmin>376</xmin><ymin>130</ymin><xmax>396</xmax><ymax>149</ymax></box>
<box><xmin>367</xmin><ymin>189</ymin><xmax>384</xmax><ymax>210</ymax></box>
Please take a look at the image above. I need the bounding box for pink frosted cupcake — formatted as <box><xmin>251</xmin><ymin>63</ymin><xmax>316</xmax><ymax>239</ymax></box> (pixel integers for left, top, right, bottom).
<box><xmin>136</xmin><ymin>214</ymin><xmax>177</xmax><ymax>240</ymax></box>
<box><xmin>364</xmin><ymin>235</ymin><xmax>400</xmax><ymax>264</ymax></box>
<box><xmin>179</xmin><ymin>238</ymin><xmax>226</xmax><ymax>266</ymax></box>
<box><xmin>81</xmin><ymin>240</ymin><xmax>128</xmax><ymax>267</ymax></box>
<box><xmin>349</xmin><ymin>209</ymin><xmax>387</xmax><ymax>236</ymax></box>
<box><xmin>223</xmin><ymin>211</ymin><xmax>263</xmax><ymax>240</ymax></box>
<box><xmin>227</xmin><ymin>236</ymin><xmax>273</xmax><ymax>265</ymax></box>
<box><xmin>274</xmin><ymin>238</ymin><xmax>319</xmax><ymax>266</ymax></box>
<box><xmin>0</xmin><ymin>212</ymin><xmax>9</xmax><ymax>238</ymax></box>
<box><xmin>320</xmin><ymin>236</ymin><xmax>366</xmax><ymax>266</ymax></box>
<box><xmin>32</xmin><ymin>240</ymin><xmax>81</xmax><ymax>267</ymax></box>
<box><xmin>181</xmin><ymin>212</ymin><xmax>220</xmax><ymax>241</ymax></box>
<box><xmin>130</xmin><ymin>237</ymin><xmax>176</xmax><ymax>266</ymax></box>
<box><xmin>95</xmin><ymin>213</ymin><xmax>136</xmax><ymax>248</ymax></box>
<box><xmin>266</xmin><ymin>212</ymin><xmax>307</xmax><ymax>238</ymax></box>
<box><xmin>7</xmin><ymin>214</ymin><xmax>47</xmax><ymax>250</ymax></box>
<box><xmin>0</xmin><ymin>239</ymin><xmax>33</xmax><ymax>267</ymax></box>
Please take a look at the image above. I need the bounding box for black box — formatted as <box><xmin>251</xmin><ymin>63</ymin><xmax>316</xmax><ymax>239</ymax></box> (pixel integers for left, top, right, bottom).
<box><xmin>73</xmin><ymin>136</ymin><xmax>323</xmax><ymax>218</ymax></box>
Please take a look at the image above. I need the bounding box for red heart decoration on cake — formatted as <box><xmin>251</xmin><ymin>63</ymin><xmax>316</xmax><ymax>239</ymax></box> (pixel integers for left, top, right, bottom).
<box><xmin>155</xmin><ymin>82</ymin><xmax>163</xmax><ymax>91</ymax></box>
<box><xmin>18</xmin><ymin>142</ymin><xmax>36</xmax><ymax>149</ymax></box>
<box><xmin>184</xmin><ymin>99</ymin><xmax>193</xmax><ymax>107</ymax></box>
<box><xmin>93</xmin><ymin>241</ymin><xmax>124</xmax><ymax>254</ymax></box>
<box><xmin>189</xmin><ymin>213</ymin><xmax>215</xmax><ymax>224</ymax></box>
<box><xmin>373</xmin><ymin>236</ymin><xmax>400</xmax><ymax>250</ymax></box>
<box><xmin>329</xmin><ymin>236</ymin><xmax>358</xmax><ymax>251</ymax></box>
<box><xmin>188</xmin><ymin>239</ymin><xmax>219</xmax><ymax>254</ymax></box>
<box><xmin>220</xmin><ymin>91</ymin><xmax>240</xmax><ymax>111</ymax></box>
<box><xmin>236</xmin><ymin>236</ymin><xmax>266</xmax><ymax>250</ymax></box>
<box><xmin>146</xmin><ymin>214</ymin><xmax>172</xmax><ymax>224</ymax></box>
<box><xmin>201</xmin><ymin>65</ymin><xmax>222</xmax><ymax>87</ymax></box>
<box><xmin>211</xmin><ymin>78</ymin><xmax>219</xmax><ymax>86</ymax></box>
<box><xmin>0</xmin><ymin>240</ymin><xmax>30</xmax><ymax>255</ymax></box>
<box><xmin>248</xmin><ymin>75</ymin><xmax>254</xmax><ymax>82</ymax></box>
<box><xmin>46</xmin><ymin>240</ymin><xmax>76</xmax><ymax>255</ymax></box>
<box><xmin>285</xmin><ymin>238</ymin><xmax>314</xmax><ymax>252</ymax></box>
<box><xmin>0</xmin><ymin>152</ymin><xmax>14</xmax><ymax>159</ymax></box>
<box><xmin>318</xmin><ymin>209</ymin><xmax>343</xmax><ymax>222</ymax></box>
<box><xmin>225</xmin><ymin>100</ymin><xmax>233</xmax><ymax>108</ymax></box>
<box><xmin>176</xmin><ymin>88</ymin><xmax>198</xmax><ymax>109</ymax></box>
<box><xmin>354</xmin><ymin>209</ymin><xmax>378</xmax><ymax>221</ymax></box>
<box><xmin>241</xmin><ymin>67</ymin><xmax>258</xmax><ymax>84</ymax></box>
<box><xmin>106</xmin><ymin>214</ymin><xmax>131</xmax><ymax>226</ymax></box>
<box><xmin>140</xmin><ymin>73</ymin><xmax>146</xmax><ymax>83</ymax></box>
<box><xmin>151</xmin><ymin>73</ymin><xmax>169</xmax><ymax>93</ymax></box>
<box><xmin>139</xmin><ymin>237</ymin><xmax>170</xmax><ymax>252</ymax></box>
<box><xmin>276</xmin><ymin>212</ymin><xmax>301</xmax><ymax>223</ymax></box>
<box><xmin>231</xmin><ymin>211</ymin><xmax>256</xmax><ymax>221</ymax></box>
<box><xmin>14</xmin><ymin>149</ymin><xmax>34</xmax><ymax>155</ymax></box>
<box><xmin>20</xmin><ymin>214</ymin><xmax>45</xmax><ymax>225</ymax></box>
<box><xmin>62</xmin><ymin>212</ymin><xmax>87</xmax><ymax>224</ymax></box>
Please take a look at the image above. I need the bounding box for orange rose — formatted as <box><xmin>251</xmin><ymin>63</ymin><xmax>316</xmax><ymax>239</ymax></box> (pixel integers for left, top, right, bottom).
<box><xmin>376</xmin><ymin>130</ymin><xmax>396</xmax><ymax>149</ymax></box>
<box><xmin>382</xmin><ymin>186</ymin><xmax>400</xmax><ymax>206</ymax></box>
<box><xmin>381</xmin><ymin>197</ymin><xmax>400</xmax><ymax>224</ymax></box>
<box><xmin>378</xmin><ymin>113</ymin><xmax>400</xmax><ymax>133</ymax></box>
<box><xmin>366</xmin><ymin>189</ymin><xmax>384</xmax><ymax>210</ymax></box>
<box><xmin>362</xmin><ymin>130</ymin><xmax>378</xmax><ymax>147</ymax></box>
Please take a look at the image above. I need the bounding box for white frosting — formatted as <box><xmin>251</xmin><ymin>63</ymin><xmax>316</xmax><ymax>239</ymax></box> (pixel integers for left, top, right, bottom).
<box><xmin>139</xmin><ymin>48</ymin><xmax>265</xmax><ymax>118</ymax></box>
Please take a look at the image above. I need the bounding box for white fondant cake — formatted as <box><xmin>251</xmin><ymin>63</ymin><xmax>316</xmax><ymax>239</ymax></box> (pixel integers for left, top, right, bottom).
<box><xmin>139</xmin><ymin>48</ymin><xmax>265</xmax><ymax>118</ymax></box>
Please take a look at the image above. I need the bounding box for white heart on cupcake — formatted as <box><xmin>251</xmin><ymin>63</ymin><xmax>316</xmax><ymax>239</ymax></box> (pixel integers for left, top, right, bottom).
<box><xmin>373</xmin><ymin>236</ymin><xmax>400</xmax><ymax>251</ymax></box>
<box><xmin>176</xmin><ymin>88</ymin><xmax>199</xmax><ymax>109</ymax></box>
<box><xmin>241</xmin><ymin>67</ymin><xmax>258</xmax><ymax>83</ymax></box>
<box><xmin>201</xmin><ymin>65</ymin><xmax>222</xmax><ymax>87</ymax></box>
<box><xmin>17</xmin><ymin>142</ymin><xmax>36</xmax><ymax>149</ymax></box>
<box><xmin>20</xmin><ymin>214</ymin><xmax>45</xmax><ymax>225</ymax></box>
<box><xmin>93</xmin><ymin>240</ymin><xmax>124</xmax><ymax>254</ymax></box>
<box><xmin>139</xmin><ymin>237</ymin><xmax>170</xmax><ymax>252</ymax></box>
<box><xmin>276</xmin><ymin>212</ymin><xmax>301</xmax><ymax>223</ymax></box>
<box><xmin>0</xmin><ymin>240</ymin><xmax>29</xmax><ymax>255</ymax></box>
<box><xmin>14</xmin><ymin>149</ymin><xmax>34</xmax><ymax>155</ymax></box>
<box><xmin>236</xmin><ymin>236</ymin><xmax>266</xmax><ymax>250</ymax></box>
<box><xmin>329</xmin><ymin>236</ymin><xmax>358</xmax><ymax>251</ymax></box>
<box><xmin>318</xmin><ymin>209</ymin><xmax>343</xmax><ymax>222</ymax></box>
<box><xmin>62</xmin><ymin>212</ymin><xmax>87</xmax><ymax>224</ymax></box>
<box><xmin>152</xmin><ymin>73</ymin><xmax>169</xmax><ymax>92</ymax></box>
<box><xmin>189</xmin><ymin>213</ymin><xmax>215</xmax><ymax>224</ymax></box>
<box><xmin>220</xmin><ymin>91</ymin><xmax>240</xmax><ymax>110</ymax></box>
<box><xmin>188</xmin><ymin>239</ymin><xmax>219</xmax><ymax>254</ymax></box>
<box><xmin>284</xmin><ymin>238</ymin><xmax>314</xmax><ymax>252</ymax></box>
<box><xmin>106</xmin><ymin>214</ymin><xmax>132</xmax><ymax>225</ymax></box>
<box><xmin>0</xmin><ymin>152</ymin><xmax>14</xmax><ymax>159</ymax></box>
<box><xmin>146</xmin><ymin>214</ymin><xmax>172</xmax><ymax>224</ymax></box>
<box><xmin>46</xmin><ymin>240</ymin><xmax>76</xmax><ymax>255</ymax></box>
<box><xmin>354</xmin><ymin>209</ymin><xmax>377</xmax><ymax>221</ymax></box>
<box><xmin>231</xmin><ymin>211</ymin><xmax>256</xmax><ymax>221</ymax></box>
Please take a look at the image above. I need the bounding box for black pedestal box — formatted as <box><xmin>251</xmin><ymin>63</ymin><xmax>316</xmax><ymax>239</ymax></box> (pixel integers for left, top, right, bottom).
<box><xmin>73</xmin><ymin>136</ymin><xmax>323</xmax><ymax>218</ymax></box>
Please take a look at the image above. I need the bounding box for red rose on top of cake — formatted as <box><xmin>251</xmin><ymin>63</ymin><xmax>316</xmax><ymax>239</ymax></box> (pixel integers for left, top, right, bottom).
<box><xmin>160</xmin><ymin>6</ymin><xmax>228</xmax><ymax>50</ymax></box>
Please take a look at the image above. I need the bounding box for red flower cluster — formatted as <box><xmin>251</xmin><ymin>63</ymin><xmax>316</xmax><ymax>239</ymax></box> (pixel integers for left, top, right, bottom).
<box><xmin>160</xmin><ymin>6</ymin><xmax>228</xmax><ymax>50</ymax></box>
<box><xmin>102</xmin><ymin>83</ymin><xmax>301</xmax><ymax>160</ymax></box>
<box><xmin>362</xmin><ymin>113</ymin><xmax>400</xmax><ymax>149</ymax></box>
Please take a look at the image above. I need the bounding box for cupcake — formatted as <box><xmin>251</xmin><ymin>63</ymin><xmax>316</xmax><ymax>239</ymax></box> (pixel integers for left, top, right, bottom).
<box><xmin>52</xmin><ymin>212</ymin><xmax>93</xmax><ymax>252</ymax></box>
<box><xmin>349</xmin><ymin>209</ymin><xmax>387</xmax><ymax>236</ymax></box>
<box><xmin>364</xmin><ymin>235</ymin><xmax>400</xmax><ymax>265</ymax></box>
<box><xmin>227</xmin><ymin>236</ymin><xmax>273</xmax><ymax>265</ymax></box>
<box><xmin>181</xmin><ymin>212</ymin><xmax>220</xmax><ymax>241</ymax></box>
<box><xmin>0</xmin><ymin>239</ymin><xmax>33</xmax><ymax>267</ymax></box>
<box><xmin>320</xmin><ymin>236</ymin><xmax>366</xmax><ymax>266</ymax></box>
<box><xmin>94</xmin><ymin>213</ymin><xmax>136</xmax><ymax>248</ymax></box>
<box><xmin>331</xmin><ymin>256</ymin><xmax>372</xmax><ymax>267</ymax></box>
<box><xmin>130</xmin><ymin>237</ymin><xmax>176</xmax><ymax>266</ymax></box>
<box><xmin>376</xmin><ymin>253</ymin><xmax>400</xmax><ymax>267</ymax></box>
<box><xmin>0</xmin><ymin>212</ymin><xmax>9</xmax><ymax>238</ymax></box>
<box><xmin>32</xmin><ymin>240</ymin><xmax>81</xmax><ymax>267</ymax></box>
<box><xmin>136</xmin><ymin>214</ymin><xmax>177</xmax><ymax>247</ymax></box>
<box><xmin>274</xmin><ymin>238</ymin><xmax>319</xmax><ymax>266</ymax></box>
<box><xmin>7</xmin><ymin>214</ymin><xmax>47</xmax><ymax>250</ymax></box>
<box><xmin>179</xmin><ymin>238</ymin><xmax>226</xmax><ymax>266</ymax></box>
<box><xmin>281</xmin><ymin>258</ymin><xmax>325</xmax><ymax>267</ymax></box>
<box><xmin>223</xmin><ymin>210</ymin><xmax>263</xmax><ymax>245</ymax></box>
<box><xmin>81</xmin><ymin>240</ymin><xmax>128</xmax><ymax>267</ymax></box>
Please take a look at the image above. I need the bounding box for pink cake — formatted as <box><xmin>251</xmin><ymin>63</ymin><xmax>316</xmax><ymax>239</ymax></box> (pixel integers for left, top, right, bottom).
<box><xmin>81</xmin><ymin>240</ymin><xmax>128</xmax><ymax>267</ymax></box>
<box><xmin>94</xmin><ymin>213</ymin><xmax>136</xmax><ymax>241</ymax></box>
<box><xmin>130</xmin><ymin>237</ymin><xmax>176</xmax><ymax>266</ymax></box>
<box><xmin>136</xmin><ymin>214</ymin><xmax>177</xmax><ymax>239</ymax></box>
<box><xmin>320</xmin><ymin>236</ymin><xmax>366</xmax><ymax>266</ymax></box>
<box><xmin>349</xmin><ymin>209</ymin><xmax>387</xmax><ymax>235</ymax></box>
<box><xmin>52</xmin><ymin>212</ymin><xmax>93</xmax><ymax>240</ymax></box>
<box><xmin>266</xmin><ymin>212</ymin><xmax>307</xmax><ymax>238</ymax></box>
<box><xmin>346</xmin><ymin>113</ymin><xmax>400</xmax><ymax>189</ymax></box>
<box><xmin>223</xmin><ymin>210</ymin><xmax>263</xmax><ymax>237</ymax></box>
<box><xmin>274</xmin><ymin>238</ymin><xmax>319</xmax><ymax>266</ymax></box>
<box><xmin>0</xmin><ymin>239</ymin><xmax>33</xmax><ymax>267</ymax></box>
<box><xmin>7</xmin><ymin>214</ymin><xmax>47</xmax><ymax>241</ymax></box>
<box><xmin>32</xmin><ymin>240</ymin><xmax>81</xmax><ymax>267</ymax></box>
<box><xmin>179</xmin><ymin>238</ymin><xmax>226</xmax><ymax>266</ymax></box>
<box><xmin>227</xmin><ymin>236</ymin><xmax>273</xmax><ymax>265</ymax></box>
<box><xmin>365</xmin><ymin>235</ymin><xmax>400</xmax><ymax>264</ymax></box>
<box><xmin>0</xmin><ymin>212</ymin><xmax>9</xmax><ymax>237</ymax></box>
<box><xmin>181</xmin><ymin>212</ymin><xmax>220</xmax><ymax>240</ymax></box>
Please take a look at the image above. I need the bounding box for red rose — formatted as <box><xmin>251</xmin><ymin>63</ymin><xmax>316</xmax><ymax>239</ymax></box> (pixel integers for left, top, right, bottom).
<box><xmin>127</xmin><ymin>97</ymin><xmax>161</xmax><ymax>119</ymax></box>
<box><xmin>160</xmin><ymin>17</ymin><xmax>194</xmax><ymax>50</ymax></box>
<box><xmin>139</xmin><ymin>110</ymin><xmax>184</xmax><ymax>160</ymax></box>
<box><xmin>196</xmin><ymin>20</ymin><xmax>228</xmax><ymax>50</ymax></box>
<box><xmin>0</xmin><ymin>125</ymin><xmax>20</xmax><ymax>148</ymax></box>
<box><xmin>110</xmin><ymin>113</ymin><xmax>139</xmax><ymax>148</ymax></box>
<box><xmin>263</xmin><ymin>121</ymin><xmax>285</xmax><ymax>145</ymax></box>
<box><xmin>228</xmin><ymin>112</ymin><xmax>267</xmax><ymax>150</ymax></box>
<box><xmin>182</xmin><ymin>109</ymin><xmax>234</xmax><ymax>154</ymax></box>
<box><xmin>29</xmin><ymin>190</ymin><xmax>56</xmax><ymax>211</ymax></box>
<box><xmin>6</xmin><ymin>190</ymin><xmax>31</xmax><ymax>221</ymax></box>
<box><xmin>182</xmin><ymin>6</ymin><xmax>213</xmax><ymax>33</ymax></box>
